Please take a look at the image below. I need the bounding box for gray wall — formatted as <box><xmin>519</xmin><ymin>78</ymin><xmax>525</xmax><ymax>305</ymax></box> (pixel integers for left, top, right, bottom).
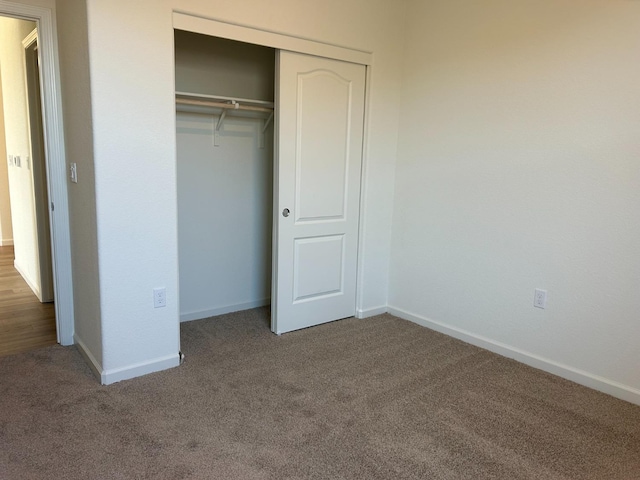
<box><xmin>175</xmin><ymin>30</ymin><xmax>275</xmax><ymax>101</ymax></box>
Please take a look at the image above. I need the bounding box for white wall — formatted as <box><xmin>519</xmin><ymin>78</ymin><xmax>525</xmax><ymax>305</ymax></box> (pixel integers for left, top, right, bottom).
<box><xmin>176</xmin><ymin>34</ymin><xmax>274</xmax><ymax>321</ymax></box>
<box><xmin>56</xmin><ymin>0</ymin><xmax>103</xmax><ymax>370</ymax></box>
<box><xmin>82</xmin><ymin>0</ymin><xmax>405</xmax><ymax>382</ymax></box>
<box><xmin>177</xmin><ymin>114</ymin><xmax>273</xmax><ymax>320</ymax></box>
<box><xmin>389</xmin><ymin>0</ymin><xmax>640</xmax><ymax>403</ymax></box>
<box><xmin>0</xmin><ymin>17</ymin><xmax>41</xmax><ymax>295</ymax></box>
<box><xmin>0</xmin><ymin>75</ymin><xmax>13</xmax><ymax>245</ymax></box>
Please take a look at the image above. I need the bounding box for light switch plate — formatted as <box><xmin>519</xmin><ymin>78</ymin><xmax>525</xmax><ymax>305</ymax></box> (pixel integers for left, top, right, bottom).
<box><xmin>70</xmin><ymin>163</ymin><xmax>78</xmax><ymax>183</ymax></box>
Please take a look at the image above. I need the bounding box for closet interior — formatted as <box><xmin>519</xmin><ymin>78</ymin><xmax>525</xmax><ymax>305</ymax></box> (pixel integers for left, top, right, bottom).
<box><xmin>175</xmin><ymin>30</ymin><xmax>276</xmax><ymax>322</ymax></box>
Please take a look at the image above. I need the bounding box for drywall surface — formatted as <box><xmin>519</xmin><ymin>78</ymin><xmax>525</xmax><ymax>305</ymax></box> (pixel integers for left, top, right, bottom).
<box><xmin>0</xmin><ymin>17</ymin><xmax>41</xmax><ymax>294</ymax></box>
<box><xmin>177</xmin><ymin>114</ymin><xmax>272</xmax><ymax>319</ymax></box>
<box><xmin>175</xmin><ymin>31</ymin><xmax>275</xmax><ymax>101</ymax></box>
<box><xmin>83</xmin><ymin>0</ymin><xmax>405</xmax><ymax>378</ymax></box>
<box><xmin>0</xmin><ymin>77</ymin><xmax>13</xmax><ymax>245</ymax></box>
<box><xmin>390</xmin><ymin>0</ymin><xmax>640</xmax><ymax>397</ymax></box>
<box><xmin>56</xmin><ymin>0</ymin><xmax>102</xmax><ymax>368</ymax></box>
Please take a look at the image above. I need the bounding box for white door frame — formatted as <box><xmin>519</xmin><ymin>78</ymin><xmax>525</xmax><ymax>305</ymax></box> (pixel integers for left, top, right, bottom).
<box><xmin>0</xmin><ymin>1</ymin><xmax>74</xmax><ymax>345</ymax></box>
<box><xmin>172</xmin><ymin>12</ymin><xmax>374</xmax><ymax>319</ymax></box>
<box><xmin>23</xmin><ymin>27</ymin><xmax>54</xmax><ymax>303</ymax></box>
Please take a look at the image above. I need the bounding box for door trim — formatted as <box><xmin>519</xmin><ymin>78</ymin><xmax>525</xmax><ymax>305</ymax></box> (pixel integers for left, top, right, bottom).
<box><xmin>0</xmin><ymin>1</ymin><xmax>74</xmax><ymax>345</ymax></box>
<box><xmin>172</xmin><ymin>13</ymin><xmax>373</xmax><ymax>325</ymax></box>
<box><xmin>23</xmin><ymin>27</ymin><xmax>54</xmax><ymax>303</ymax></box>
<box><xmin>173</xmin><ymin>12</ymin><xmax>373</xmax><ymax>66</ymax></box>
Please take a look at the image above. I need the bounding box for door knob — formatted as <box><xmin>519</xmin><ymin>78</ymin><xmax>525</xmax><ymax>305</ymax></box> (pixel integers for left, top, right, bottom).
<box><xmin>282</xmin><ymin>208</ymin><xmax>290</xmax><ymax>217</ymax></box>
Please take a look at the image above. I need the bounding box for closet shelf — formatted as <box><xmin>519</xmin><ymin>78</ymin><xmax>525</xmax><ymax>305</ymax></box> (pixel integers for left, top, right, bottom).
<box><xmin>175</xmin><ymin>92</ymin><xmax>274</xmax><ymax>113</ymax></box>
<box><xmin>176</xmin><ymin>92</ymin><xmax>274</xmax><ymax>148</ymax></box>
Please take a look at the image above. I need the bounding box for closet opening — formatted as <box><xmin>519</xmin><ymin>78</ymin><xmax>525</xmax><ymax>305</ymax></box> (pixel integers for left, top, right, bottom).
<box><xmin>175</xmin><ymin>31</ymin><xmax>275</xmax><ymax>326</ymax></box>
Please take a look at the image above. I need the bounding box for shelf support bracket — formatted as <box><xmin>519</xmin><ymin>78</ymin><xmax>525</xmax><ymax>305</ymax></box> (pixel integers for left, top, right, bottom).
<box><xmin>260</xmin><ymin>112</ymin><xmax>274</xmax><ymax>149</ymax></box>
<box><xmin>214</xmin><ymin>109</ymin><xmax>227</xmax><ymax>147</ymax></box>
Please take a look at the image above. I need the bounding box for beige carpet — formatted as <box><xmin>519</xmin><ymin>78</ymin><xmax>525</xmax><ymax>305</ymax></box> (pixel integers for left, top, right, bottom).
<box><xmin>1</xmin><ymin>308</ymin><xmax>639</xmax><ymax>479</ymax></box>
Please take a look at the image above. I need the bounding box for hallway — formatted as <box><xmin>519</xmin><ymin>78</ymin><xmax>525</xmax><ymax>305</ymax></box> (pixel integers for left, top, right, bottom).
<box><xmin>0</xmin><ymin>245</ymin><xmax>56</xmax><ymax>357</ymax></box>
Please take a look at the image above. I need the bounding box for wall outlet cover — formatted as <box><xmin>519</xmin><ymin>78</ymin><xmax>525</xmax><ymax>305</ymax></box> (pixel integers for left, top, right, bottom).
<box><xmin>153</xmin><ymin>287</ymin><xmax>167</xmax><ymax>308</ymax></box>
<box><xmin>534</xmin><ymin>288</ymin><xmax>548</xmax><ymax>309</ymax></box>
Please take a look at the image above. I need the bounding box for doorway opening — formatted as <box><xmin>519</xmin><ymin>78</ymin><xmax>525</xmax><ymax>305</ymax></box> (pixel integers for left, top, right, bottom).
<box><xmin>174</xmin><ymin>26</ymin><xmax>367</xmax><ymax>336</ymax></box>
<box><xmin>0</xmin><ymin>17</ymin><xmax>55</xmax><ymax>355</ymax></box>
<box><xmin>0</xmin><ymin>0</ymin><xmax>74</xmax><ymax>349</ymax></box>
<box><xmin>174</xmin><ymin>12</ymin><xmax>371</xmax><ymax>335</ymax></box>
<box><xmin>175</xmin><ymin>31</ymin><xmax>276</xmax><ymax>327</ymax></box>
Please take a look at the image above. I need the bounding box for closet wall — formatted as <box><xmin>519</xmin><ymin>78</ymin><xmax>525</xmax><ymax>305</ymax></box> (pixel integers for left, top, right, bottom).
<box><xmin>175</xmin><ymin>31</ymin><xmax>275</xmax><ymax>322</ymax></box>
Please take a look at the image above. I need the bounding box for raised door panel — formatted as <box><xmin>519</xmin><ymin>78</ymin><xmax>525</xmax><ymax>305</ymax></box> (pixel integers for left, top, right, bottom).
<box><xmin>273</xmin><ymin>51</ymin><xmax>366</xmax><ymax>334</ymax></box>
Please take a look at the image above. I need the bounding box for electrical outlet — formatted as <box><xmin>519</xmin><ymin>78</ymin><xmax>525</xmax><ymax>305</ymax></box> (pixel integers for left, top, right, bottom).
<box><xmin>153</xmin><ymin>288</ymin><xmax>166</xmax><ymax>308</ymax></box>
<box><xmin>533</xmin><ymin>289</ymin><xmax>547</xmax><ymax>309</ymax></box>
<box><xmin>14</xmin><ymin>156</ymin><xmax>21</xmax><ymax>168</ymax></box>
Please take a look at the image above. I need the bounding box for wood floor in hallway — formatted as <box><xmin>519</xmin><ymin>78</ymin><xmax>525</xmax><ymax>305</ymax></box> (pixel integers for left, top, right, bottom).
<box><xmin>0</xmin><ymin>245</ymin><xmax>56</xmax><ymax>357</ymax></box>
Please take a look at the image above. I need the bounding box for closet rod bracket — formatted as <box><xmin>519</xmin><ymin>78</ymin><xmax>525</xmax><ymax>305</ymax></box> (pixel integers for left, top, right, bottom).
<box><xmin>262</xmin><ymin>112</ymin><xmax>274</xmax><ymax>133</ymax></box>
<box><xmin>260</xmin><ymin>112</ymin><xmax>274</xmax><ymax>149</ymax></box>
<box><xmin>214</xmin><ymin>110</ymin><xmax>228</xmax><ymax>147</ymax></box>
<box><xmin>216</xmin><ymin>109</ymin><xmax>228</xmax><ymax>132</ymax></box>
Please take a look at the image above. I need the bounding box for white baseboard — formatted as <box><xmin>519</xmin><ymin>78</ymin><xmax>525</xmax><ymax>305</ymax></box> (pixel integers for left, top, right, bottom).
<box><xmin>14</xmin><ymin>260</ymin><xmax>42</xmax><ymax>301</ymax></box>
<box><xmin>388</xmin><ymin>305</ymin><xmax>640</xmax><ymax>407</ymax></box>
<box><xmin>74</xmin><ymin>334</ymin><xmax>103</xmax><ymax>382</ymax></box>
<box><xmin>101</xmin><ymin>354</ymin><xmax>180</xmax><ymax>385</ymax></box>
<box><xmin>356</xmin><ymin>305</ymin><xmax>388</xmax><ymax>319</ymax></box>
<box><xmin>0</xmin><ymin>238</ymin><xmax>13</xmax><ymax>246</ymax></box>
<box><xmin>180</xmin><ymin>298</ymin><xmax>270</xmax><ymax>322</ymax></box>
<box><xmin>75</xmin><ymin>333</ymin><xmax>180</xmax><ymax>385</ymax></box>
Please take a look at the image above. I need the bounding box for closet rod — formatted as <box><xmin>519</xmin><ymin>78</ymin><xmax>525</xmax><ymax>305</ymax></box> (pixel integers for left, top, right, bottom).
<box><xmin>176</xmin><ymin>97</ymin><xmax>273</xmax><ymax>113</ymax></box>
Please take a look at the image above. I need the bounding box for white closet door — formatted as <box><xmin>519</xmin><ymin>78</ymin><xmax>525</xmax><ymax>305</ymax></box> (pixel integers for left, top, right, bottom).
<box><xmin>272</xmin><ymin>50</ymin><xmax>366</xmax><ymax>335</ymax></box>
